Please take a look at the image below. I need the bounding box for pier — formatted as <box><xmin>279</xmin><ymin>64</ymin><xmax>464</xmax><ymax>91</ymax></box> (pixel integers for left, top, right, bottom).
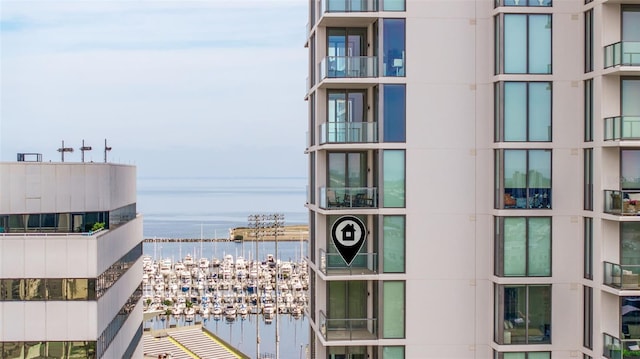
<box><xmin>144</xmin><ymin>224</ymin><xmax>309</xmax><ymax>243</ymax></box>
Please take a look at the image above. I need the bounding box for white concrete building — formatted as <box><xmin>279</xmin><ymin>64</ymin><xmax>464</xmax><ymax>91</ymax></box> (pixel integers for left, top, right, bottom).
<box><xmin>0</xmin><ymin>160</ymin><xmax>143</xmax><ymax>358</ymax></box>
<box><xmin>305</xmin><ymin>0</ymin><xmax>629</xmax><ymax>358</ymax></box>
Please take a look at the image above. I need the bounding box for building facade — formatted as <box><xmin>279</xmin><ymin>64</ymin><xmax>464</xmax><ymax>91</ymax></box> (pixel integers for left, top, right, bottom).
<box><xmin>0</xmin><ymin>161</ymin><xmax>143</xmax><ymax>358</ymax></box>
<box><xmin>305</xmin><ymin>0</ymin><xmax>627</xmax><ymax>358</ymax></box>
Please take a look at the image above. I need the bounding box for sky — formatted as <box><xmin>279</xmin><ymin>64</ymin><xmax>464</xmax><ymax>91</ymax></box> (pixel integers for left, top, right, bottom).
<box><xmin>0</xmin><ymin>0</ymin><xmax>308</xmax><ymax>178</ymax></box>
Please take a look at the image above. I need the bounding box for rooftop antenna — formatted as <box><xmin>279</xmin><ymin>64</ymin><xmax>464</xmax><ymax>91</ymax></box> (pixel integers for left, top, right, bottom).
<box><xmin>57</xmin><ymin>140</ymin><xmax>73</xmax><ymax>162</ymax></box>
<box><xmin>104</xmin><ymin>139</ymin><xmax>112</xmax><ymax>163</ymax></box>
<box><xmin>79</xmin><ymin>139</ymin><xmax>92</xmax><ymax>163</ymax></box>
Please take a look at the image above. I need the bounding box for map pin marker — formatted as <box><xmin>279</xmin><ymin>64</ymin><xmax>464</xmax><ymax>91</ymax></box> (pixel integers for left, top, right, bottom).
<box><xmin>331</xmin><ymin>216</ymin><xmax>366</xmax><ymax>266</ymax></box>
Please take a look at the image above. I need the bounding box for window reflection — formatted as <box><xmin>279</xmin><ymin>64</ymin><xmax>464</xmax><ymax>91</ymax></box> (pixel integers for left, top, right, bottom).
<box><xmin>25</xmin><ymin>279</ymin><xmax>45</xmax><ymax>300</ymax></box>
<box><xmin>46</xmin><ymin>279</ymin><xmax>66</xmax><ymax>300</ymax></box>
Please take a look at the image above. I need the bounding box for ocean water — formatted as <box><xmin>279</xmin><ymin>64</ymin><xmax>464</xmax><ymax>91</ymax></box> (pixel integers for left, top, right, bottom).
<box><xmin>138</xmin><ymin>176</ymin><xmax>308</xmax><ymax>239</ymax></box>
<box><xmin>138</xmin><ymin>176</ymin><xmax>310</xmax><ymax>359</ymax></box>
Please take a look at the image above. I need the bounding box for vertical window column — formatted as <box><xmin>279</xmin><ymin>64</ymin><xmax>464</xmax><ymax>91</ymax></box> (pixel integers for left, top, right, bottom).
<box><xmin>496</xmin><ymin>14</ymin><xmax>552</xmax><ymax>74</ymax></box>
<box><xmin>383</xmin><ymin>150</ymin><xmax>406</xmax><ymax>208</ymax></box>
<box><xmin>382</xmin><ymin>19</ymin><xmax>406</xmax><ymax>77</ymax></box>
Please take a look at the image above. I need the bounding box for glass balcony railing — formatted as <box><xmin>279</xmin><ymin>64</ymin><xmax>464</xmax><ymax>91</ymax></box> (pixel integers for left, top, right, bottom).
<box><xmin>319</xmin><ymin>310</ymin><xmax>377</xmax><ymax>341</ymax></box>
<box><xmin>319</xmin><ymin>248</ymin><xmax>377</xmax><ymax>275</ymax></box>
<box><xmin>605</xmin><ymin>190</ymin><xmax>640</xmax><ymax>215</ymax></box>
<box><xmin>320</xmin><ymin>0</ymin><xmax>378</xmax><ymax>13</ymax></box>
<box><xmin>319</xmin><ymin>122</ymin><xmax>378</xmax><ymax>144</ymax></box>
<box><xmin>605</xmin><ymin>42</ymin><xmax>640</xmax><ymax>68</ymax></box>
<box><xmin>604</xmin><ymin>262</ymin><xmax>640</xmax><ymax>289</ymax></box>
<box><xmin>605</xmin><ymin>116</ymin><xmax>640</xmax><ymax>141</ymax></box>
<box><xmin>319</xmin><ymin>187</ymin><xmax>378</xmax><ymax>209</ymax></box>
<box><xmin>603</xmin><ymin>333</ymin><xmax>640</xmax><ymax>359</ymax></box>
<box><xmin>319</xmin><ymin>56</ymin><xmax>378</xmax><ymax>79</ymax></box>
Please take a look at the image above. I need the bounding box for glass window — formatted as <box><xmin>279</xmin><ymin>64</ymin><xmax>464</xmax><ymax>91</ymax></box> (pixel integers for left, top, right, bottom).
<box><xmin>584</xmin><ymin>218</ymin><xmax>593</xmax><ymax>280</ymax></box>
<box><xmin>494</xmin><ymin>352</ymin><xmax>551</xmax><ymax>359</ymax></box>
<box><xmin>327</xmin><ymin>281</ymin><xmax>368</xmax><ymax>329</ymax></box>
<box><xmin>497</xmin><ymin>149</ymin><xmax>552</xmax><ymax>209</ymax></box>
<box><xmin>498</xmin><ymin>14</ymin><xmax>552</xmax><ymax>74</ymax></box>
<box><xmin>383</xmin><ymin>216</ymin><xmax>405</xmax><ymax>273</ymax></box>
<box><xmin>24</xmin><ymin>342</ymin><xmax>45</xmax><ymax>358</ymax></box>
<box><xmin>622</xmin><ymin>296</ymin><xmax>640</xmax><ymax>339</ymax></box>
<box><xmin>327</xmin><ymin>215</ymin><xmax>368</xmax><ymax>269</ymax></box>
<box><xmin>383</xmin><ymin>19</ymin><xmax>405</xmax><ymax>77</ymax></box>
<box><xmin>1</xmin><ymin>279</ymin><xmax>24</xmax><ymax>300</ymax></box>
<box><xmin>623</xmin><ymin>6</ymin><xmax>640</xmax><ymax>41</ymax></box>
<box><xmin>585</xmin><ymin>79</ymin><xmax>593</xmax><ymax>142</ymax></box>
<box><xmin>47</xmin><ymin>342</ymin><xmax>65</xmax><ymax>358</ymax></box>
<box><xmin>621</xmin><ymin>223</ymin><xmax>640</xmax><ymax>265</ymax></box>
<box><xmin>383</xmin><ymin>84</ymin><xmax>406</xmax><ymax>142</ymax></box>
<box><xmin>383</xmin><ymin>346</ymin><xmax>405</xmax><ymax>359</ymax></box>
<box><xmin>496</xmin><ymin>82</ymin><xmax>551</xmax><ymax>142</ymax></box>
<box><xmin>383</xmin><ymin>281</ymin><xmax>405</xmax><ymax>338</ymax></box>
<box><xmin>25</xmin><ymin>279</ymin><xmax>45</xmax><ymax>300</ymax></box>
<box><xmin>585</xmin><ymin>10</ymin><xmax>593</xmax><ymax>72</ymax></box>
<box><xmin>622</xmin><ymin>78</ymin><xmax>640</xmax><ymax>117</ymax></box>
<box><xmin>584</xmin><ymin>286</ymin><xmax>593</xmax><ymax>349</ymax></box>
<box><xmin>383</xmin><ymin>150</ymin><xmax>405</xmax><ymax>208</ymax></box>
<box><xmin>622</xmin><ymin>150</ymin><xmax>640</xmax><ymax>189</ymax></box>
<box><xmin>495</xmin><ymin>217</ymin><xmax>551</xmax><ymax>277</ymax></box>
<box><xmin>67</xmin><ymin>279</ymin><xmax>90</xmax><ymax>300</ymax></box>
<box><xmin>584</xmin><ymin>149</ymin><xmax>593</xmax><ymax>210</ymax></box>
<box><xmin>495</xmin><ymin>284</ymin><xmax>551</xmax><ymax>345</ymax></box>
<box><xmin>383</xmin><ymin>0</ymin><xmax>405</xmax><ymax>11</ymax></box>
<box><xmin>3</xmin><ymin>342</ymin><xmax>24</xmax><ymax>359</ymax></box>
<box><xmin>498</xmin><ymin>0</ymin><xmax>551</xmax><ymax>6</ymax></box>
<box><xmin>46</xmin><ymin>279</ymin><xmax>66</xmax><ymax>300</ymax></box>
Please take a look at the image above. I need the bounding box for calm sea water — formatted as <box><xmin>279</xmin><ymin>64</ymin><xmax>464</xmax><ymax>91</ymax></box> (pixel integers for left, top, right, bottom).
<box><xmin>138</xmin><ymin>176</ymin><xmax>308</xmax><ymax>239</ymax></box>
<box><xmin>138</xmin><ymin>176</ymin><xmax>310</xmax><ymax>359</ymax></box>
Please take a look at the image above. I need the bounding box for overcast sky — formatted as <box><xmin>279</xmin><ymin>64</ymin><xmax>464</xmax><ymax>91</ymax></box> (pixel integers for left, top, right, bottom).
<box><xmin>0</xmin><ymin>0</ymin><xmax>308</xmax><ymax>178</ymax></box>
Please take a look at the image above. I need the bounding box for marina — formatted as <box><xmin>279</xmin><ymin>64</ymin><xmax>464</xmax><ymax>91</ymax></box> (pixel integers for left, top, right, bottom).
<box><xmin>142</xmin><ymin>252</ymin><xmax>308</xmax><ymax>321</ymax></box>
<box><xmin>142</xmin><ymin>239</ymin><xmax>310</xmax><ymax>358</ymax></box>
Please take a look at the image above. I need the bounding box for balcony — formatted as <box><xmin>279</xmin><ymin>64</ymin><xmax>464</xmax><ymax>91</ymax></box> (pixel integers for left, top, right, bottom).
<box><xmin>604</xmin><ymin>262</ymin><xmax>640</xmax><ymax>290</ymax></box>
<box><xmin>605</xmin><ymin>116</ymin><xmax>640</xmax><ymax>141</ymax></box>
<box><xmin>604</xmin><ymin>333</ymin><xmax>640</xmax><ymax>359</ymax></box>
<box><xmin>319</xmin><ymin>248</ymin><xmax>377</xmax><ymax>275</ymax></box>
<box><xmin>319</xmin><ymin>56</ymin><xmax>378</xmax><ymax>80</ymax></box>
<box><xmin>319</xmin><ymin>122</ymin><xmax>378</xmax><ymax>144</ymax></box>
<box><xmin>605</xmin><ymin>190</ymin><xmax>640</xmax><ymax>216</ymax></box>
<box><xmin>320</xmin><ymin>0</ymin><xmax>378</xmax><ymax>13</ymax></box>
<box><xmin>606</xmin><ymin>42</ymin><xmax>640</xmax><ymax>68</ymax></box>
<box><xmin>319</xmin><ymin>187</ymin><xmax>378</xmax><ymax>209</ymax></box>
<box><xmin>319</xmin><ymin>310</ymin><xmax>377</xmax><ymax>341</ymax></box>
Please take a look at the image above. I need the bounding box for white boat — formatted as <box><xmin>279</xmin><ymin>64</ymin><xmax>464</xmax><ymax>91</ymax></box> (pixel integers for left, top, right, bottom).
<box><xmin>211</xmin><ymin>303</ymin><xmax>223</xmax><ymax>316</ymax></box>
<box><xmin>183</xmin><ymin>254</ymin><xmax>195</xmax><ymax>267</ymax></box>
<box><xmin>199</xmin><ymin>257</ymin><xmax>210</xmax><ymax>271</ymax></box>
<box><xmin>224</xmin><ymin>303</ymin><xmax>237</xmax><ymax>318</ymax></box>
<box><xmin>237</xmin><ymin>303</ymin><xmax>248</xmax><ymax>316</ymax></box>
<box><xmin>159</xmin><ymin>259</ymin><xmax>172</xmax><ymax>276</ymax></box>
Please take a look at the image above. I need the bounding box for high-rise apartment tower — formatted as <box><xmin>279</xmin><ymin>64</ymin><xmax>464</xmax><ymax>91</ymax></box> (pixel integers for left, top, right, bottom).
<box><xmin>305</xmin><ymin>0</ymin><xmax>626</xmax><ymax>358</ymax></box>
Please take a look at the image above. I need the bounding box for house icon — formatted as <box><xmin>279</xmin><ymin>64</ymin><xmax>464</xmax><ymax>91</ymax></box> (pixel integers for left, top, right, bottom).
<box><xmin>341</xmin><ymin>224</ymin><xmax>356</xmax><ymax>241</ymax></box>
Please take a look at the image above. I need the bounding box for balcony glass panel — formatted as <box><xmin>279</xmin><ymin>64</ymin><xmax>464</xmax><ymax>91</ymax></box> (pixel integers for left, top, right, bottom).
<box><xmin>319</xmin><ymin>187</ymin><xmax>378</xmax><ymax>209</ymax></box>
<box><xmin>605</xmin><ymin>42</ymin><xmax>640</xmax><ymax>68</ymax></box>
<box><xmin>322</xmin><ymin>0</ymin><xmax>378</xmax><ymax>12</ymax></box>
<box><xmin>320</xmin><ymin>56</ymin><xmax>378</xmax><ymax>79</ymax></box>
<box><xmin>319</xmin><ymin>310</ymin><xmax>377</xmax><ymax>341</ymax></box>
<box><xmin>320</xmin><ymin>122</ymin><xmax>378</xmax><ymax>144</ymax></box>
<box><xmin>604</xmin><ymin>190</ymin><xmax>640</xmax><ymax>215</ymax></box>
<box><xmin>604</xmin><ymin>262</ymin><xmax>640</xmax><ymax>289</ymax></box>
<box><xmin>320</xmin><ymin>248</ymin><xmax>377</xmax><ymax>275</ymax></box>
<box><xmin>605</xmin><ymin>117</ymin><xmax>640</xmax><ymax>140</ymax></box>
